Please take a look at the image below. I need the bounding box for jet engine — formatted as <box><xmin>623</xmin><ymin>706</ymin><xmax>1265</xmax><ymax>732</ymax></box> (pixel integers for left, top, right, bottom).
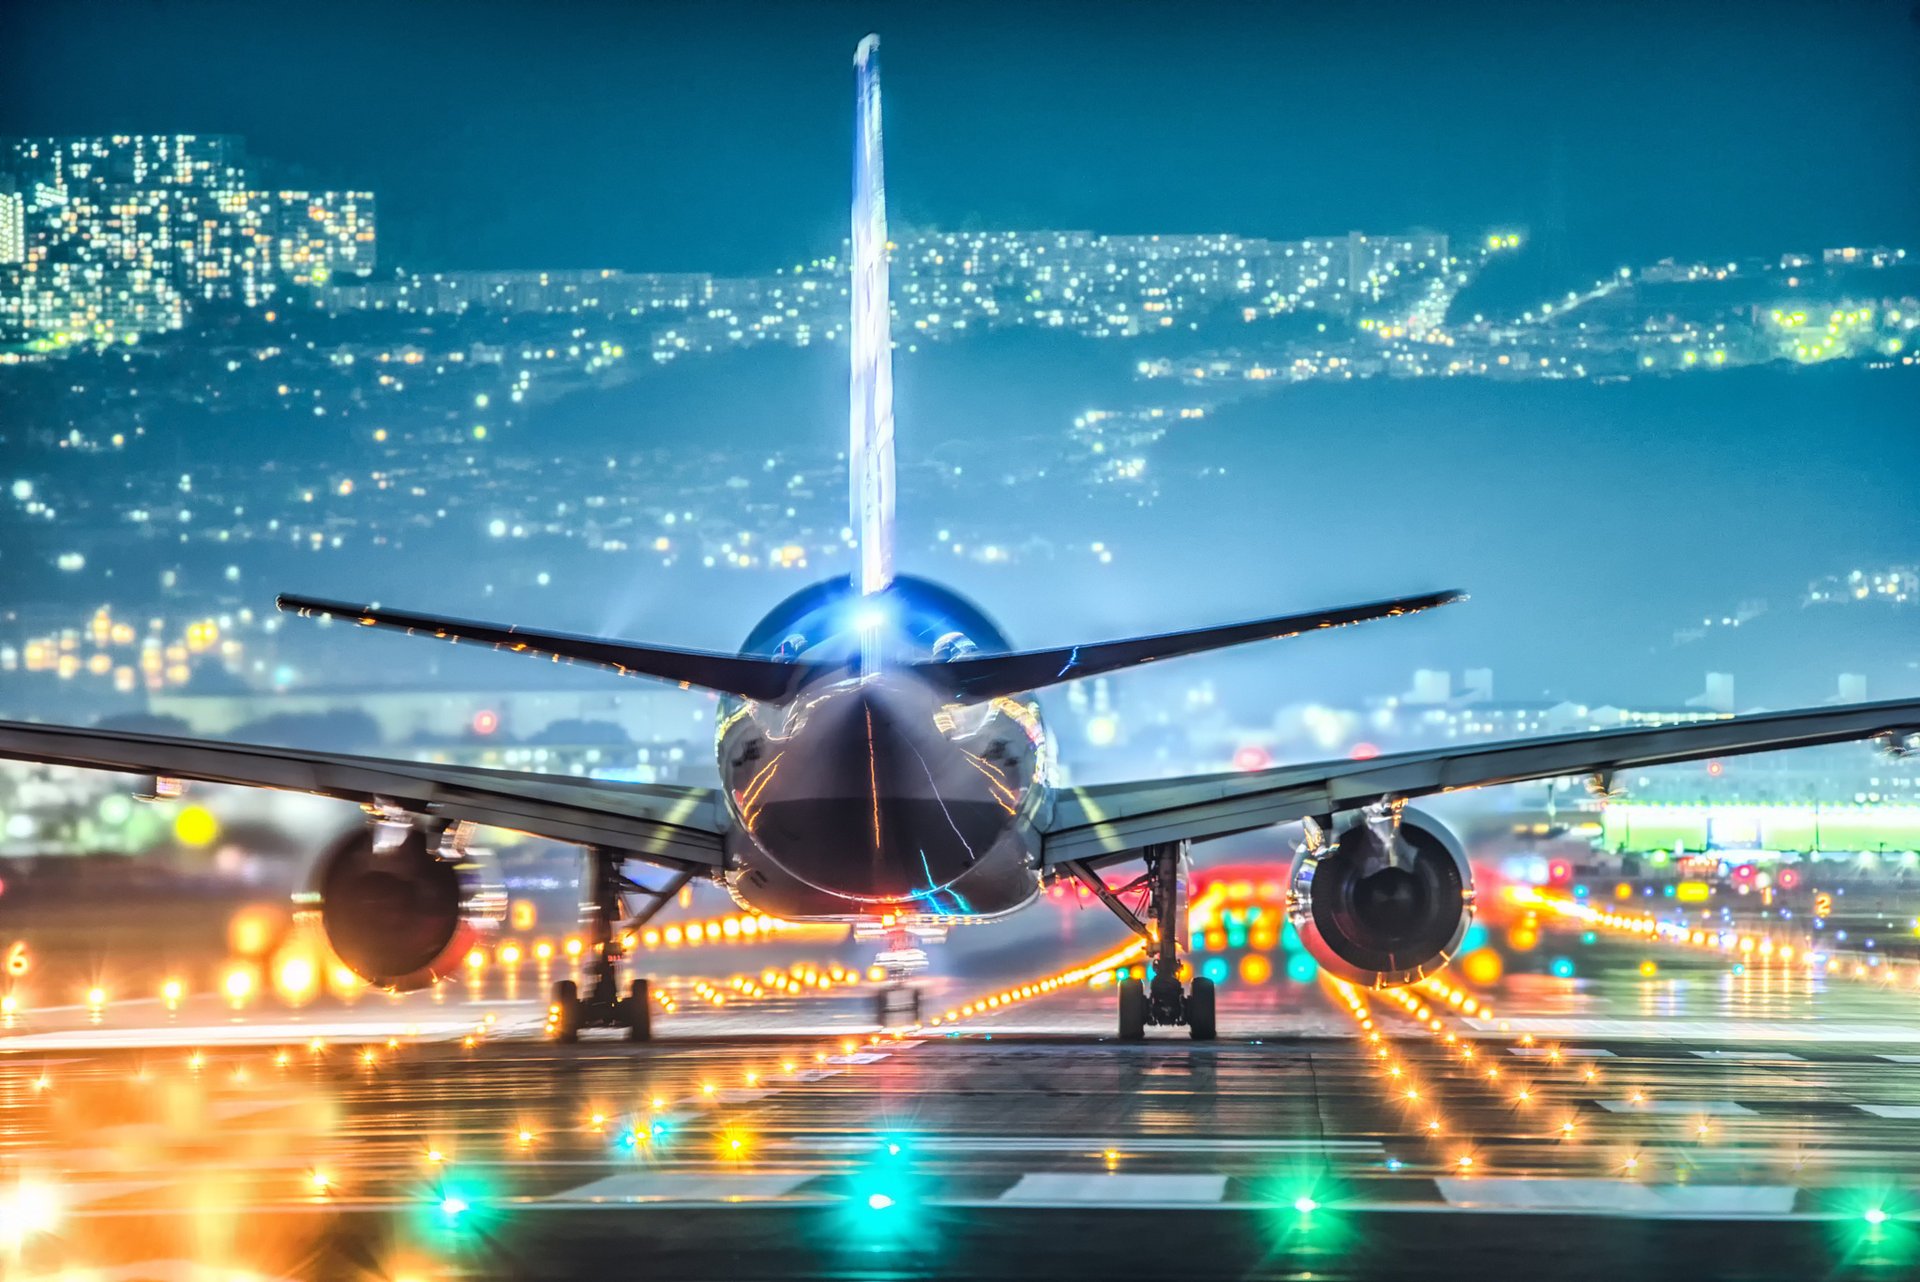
<box><xmin>1288</xmin><ymin>806</ymin><xmax>1474</xmax><ymax>987</ymax></box>
<box><xmin>305</xmin><ymin>819</ymin><xmax>502</xmax><ymax>991</ymax></box>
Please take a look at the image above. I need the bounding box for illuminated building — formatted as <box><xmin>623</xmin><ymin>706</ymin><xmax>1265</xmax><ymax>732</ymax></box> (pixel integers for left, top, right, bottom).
<box><xmin>0</xmin><ymin>135</ymin><xmax>375</xmax><ymax>344</ymax></box>
<box><xmin>271</xmin><ymin>190</ymin><xmax>376</xmax><ymax>285</ymax></box>
<box><xmin>0</xmin><ymin>177</ymin><xmax>22</xmax><ymax>264</ymax></box>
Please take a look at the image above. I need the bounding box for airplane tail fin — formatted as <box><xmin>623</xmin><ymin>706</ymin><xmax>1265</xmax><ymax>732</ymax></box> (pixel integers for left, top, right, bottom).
<box><xmin>277</xmin><ymin>595</ymin><xmax>835</xmax><ymax>702</ymax></box>
<box><xmin>908</xmin><ymin>590</ymin><xmax>1466</xmax><ymax>702</ymax></box>
<box><xmin>851</xmin><ymin>34</ymin><xmax>896</xmax><ymax>668</ymax></box>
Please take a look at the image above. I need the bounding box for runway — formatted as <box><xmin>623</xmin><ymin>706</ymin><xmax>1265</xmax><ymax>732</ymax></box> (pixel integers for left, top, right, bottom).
<box><xmin>8</xmin><ymin>939</ymin><xmax>1920</xmax><ymax>1279</ymax></box>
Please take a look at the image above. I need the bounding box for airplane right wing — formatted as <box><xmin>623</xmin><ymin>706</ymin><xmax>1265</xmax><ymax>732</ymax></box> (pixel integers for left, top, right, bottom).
<box><xmin>912</xmin><ymin>590</ymin><xmax>1464</xmax><ymax>702</ymax></box>
<box><xmin>0</xmin><ymin>718</ymin><xmax>728</xmax><ymax>871</ymax></box>
<box><xmin>1043</xmin><ymin>697</ymin><xmax>1920</xmax><ymax>866</ymax></box>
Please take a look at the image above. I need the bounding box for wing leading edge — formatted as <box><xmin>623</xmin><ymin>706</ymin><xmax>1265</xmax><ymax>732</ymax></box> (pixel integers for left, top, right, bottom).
<box><xmin>1043</xmin><ymin>697</ymin><xmax>1920</xmax><ymax>865</ymax></box>
<box><xmin>0</xmin><ymin>719</ymin><xmax>726</xmax><ymax>871</ymax></box>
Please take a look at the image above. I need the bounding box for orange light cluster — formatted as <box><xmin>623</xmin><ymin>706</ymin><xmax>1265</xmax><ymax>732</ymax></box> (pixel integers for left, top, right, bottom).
<box><xmin>1413</xmin><ymin>973</ymin><xmax>1496</xmax><ymax>1021</ymax></box>
<box><xmin>926</xmin><ymin>939</ymin><xmax>1148</xmax><ymax>1030</ymax></box>
<box><xmin>1324</xmin><ymin>977</ymin><xmax>1476</xmax><ymax>1171</ymax></box>
<box><xmin>635</xmin><ymin>913</ymin><xmax>794</xmax><ymax>949</ymax></box>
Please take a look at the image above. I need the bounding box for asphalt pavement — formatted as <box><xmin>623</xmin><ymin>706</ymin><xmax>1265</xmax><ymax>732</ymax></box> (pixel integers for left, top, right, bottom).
<box><xmin>7</xmin><ymin>941</ymin><xmax>1920</xmax><ymax>1279</ymax></box>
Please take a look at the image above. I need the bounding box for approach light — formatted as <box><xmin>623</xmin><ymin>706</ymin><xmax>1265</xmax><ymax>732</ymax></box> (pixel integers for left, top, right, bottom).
<box><xmin>868</xmin><ymin>1192</ymin><xmax>895</xmax><ymax>1211</ymax></box>
<box><xmin>1293</xmin><ymin>1195</ymin><xmax>1318</xmax><ymax>1214</ymax></box>
<box><xmin>1866</xmin><ymin>1208</ymin><xmax>1889</xmax><ymax>1225</ymax></box>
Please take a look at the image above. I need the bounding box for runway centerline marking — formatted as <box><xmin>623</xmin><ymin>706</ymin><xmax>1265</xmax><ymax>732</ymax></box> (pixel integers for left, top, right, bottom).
<box><xmin>1435</xmin><ymin>1178</ymin><xmax>1796</xmax><ymax>1216</ymax></box>
<box><xmin>540</xmin><ymin>1172</ymin><xmax>818</xmax><ymax>1204</ymax></box>
<box><xmin>999</xmin><ymin>1173</ymin><xmax>1229</xmax><ymax>1204</ymax></box>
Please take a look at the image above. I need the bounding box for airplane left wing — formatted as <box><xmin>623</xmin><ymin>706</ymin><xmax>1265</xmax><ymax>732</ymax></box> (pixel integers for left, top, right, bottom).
<box><xmin>0</xmin><ymin>719</ymin><xmax>728</xmax><ymax>871</ymax></box>
<box><xmin>1043</xmin><ymin>697</ymin><xmax>1920</xmax><ymax>865</ymax></box>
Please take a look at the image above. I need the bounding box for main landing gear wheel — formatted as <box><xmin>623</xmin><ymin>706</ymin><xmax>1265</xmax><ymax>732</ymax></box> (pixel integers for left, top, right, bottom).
<box><xmin>550</xmin><ymin>979</ymin><xmax>582</xmax><ymax>1043</ymax></box>
<box><xmin>622</xmin><ymin>978</ymin><xmax>652</xmax><ymax>1043</ymax></box>
<box><xmin>1118</xmin><ymin>977</ymin><xmax>1147</xmax><ymax>1040</ymax></box>
<box><xmin>1186</xmin><ymin>976</ymin><xmax>1217</xmax><ymax>1041</ymax></box>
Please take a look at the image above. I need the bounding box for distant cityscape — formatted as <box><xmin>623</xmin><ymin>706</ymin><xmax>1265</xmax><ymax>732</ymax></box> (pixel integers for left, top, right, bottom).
<box><xmin>0</xmin><ymin>136</ymin><xmax>1916</xmax><ymax>858</ymax></box>
<box><xmin>2</xmin><ymin>134</ymin><xmax>1912</xmax><ymax>381</ymax></box>
<box><xmin>1</xmin><ymin>135</ymin><xmax>1914</xmax><ymax>782</ymax></box>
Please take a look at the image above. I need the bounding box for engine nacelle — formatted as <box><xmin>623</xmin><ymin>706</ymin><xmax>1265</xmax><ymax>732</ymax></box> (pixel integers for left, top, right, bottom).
<box><xmin>1288</xmin><ymin>806</ymin><xmax>1474</xmax><ymax>987</ymax></box>
<box><xmin>304</xmin><ymin>819</ymin><xmax>502</xmax><ymax>991</ymax></box>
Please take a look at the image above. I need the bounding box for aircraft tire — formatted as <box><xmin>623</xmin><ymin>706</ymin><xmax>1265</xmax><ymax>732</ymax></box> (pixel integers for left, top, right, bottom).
<box><xmin>625</xmin><ymin>978</ymin><xmax>652</xmax><ymax>1042</ymax></box>
<box><xmin>1187</xmin><ymin>976</ymin><xmax>1217</xmax><ymax>1041</ymax></box>
<box><xmin>1118</xmin><ymin>977</ymin><xmax>1147</xmax><ymax>1040</ymax></box>
<box><xmin>551</xmin><ymin>979</ymin><xmax>581</xmax><ymax>1043</ymax></box>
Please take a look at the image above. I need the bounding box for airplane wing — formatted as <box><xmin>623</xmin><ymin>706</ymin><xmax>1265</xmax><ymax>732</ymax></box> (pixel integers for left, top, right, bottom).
<box><xmin>1042</xmin><ymin>697</ymin><xmax>1920</xmax><ymax>865</ymax></box>
<box><xmin>0</xmin><ymin>719</ymin><xmax>728</xmax><ymax>871</ymax></box>
<box><xmin>276</xmin><ymin>594</ymin><xmax>837</xmax><ymax>703</ymax></box>
<box><xmin>911</xmin><ymin>590</ymin><xmax>1464</xmax><ymax>702</ymax></box>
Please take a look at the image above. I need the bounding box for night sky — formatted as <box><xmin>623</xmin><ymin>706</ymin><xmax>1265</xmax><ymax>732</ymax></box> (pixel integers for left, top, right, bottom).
<box><xmin>3</xmin><ymin>0</ymin><xmax>1916</xmax><ymax>276</ymax></box>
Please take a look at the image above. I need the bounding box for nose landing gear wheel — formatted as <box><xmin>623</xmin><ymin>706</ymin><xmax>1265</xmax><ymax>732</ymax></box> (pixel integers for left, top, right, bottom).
<box><xmin>875</xmin><ymin>984</ymin><xmax>922</xmax><ymax>1027</ymax></box>
<box><xmin>1118</xmin><ymin>977</ymin><xmax>1147</xmax><ymax>1040</ymax></box>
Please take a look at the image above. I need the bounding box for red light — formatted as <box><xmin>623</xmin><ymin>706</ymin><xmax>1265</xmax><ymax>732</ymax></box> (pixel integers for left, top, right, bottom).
<box><xmin>472</xmin><ymin>709</ymin><xmax>499</xmax><ymax>735</ymax></box>
<box><xmin>1548</xmin><ymin>860</ymin><xmax>1572</xmax><ymax>885</ymax></box>
<box><xmin>1232</xmin><ymin>745</ymin><xmax>1272</xmax><ymax>772</ymax></box>
<box><xmin>1349</xmin><ymin>741</ymin><xmax>1381</xmax><ymax>761</ymax></box>
<box><xmin>1777</xmin><ymin>868</ymin><xmax>1800</xmax><ymax>890</ymax></box>
<box><xmin>1706</xmin><ymin>761</ymin><xmax>1724</xmax><ymax>777</ymax></box>
<box><xmin>1733</xmin><ymin>863</ymin><xmax>1756</xmax><ymax>882</ymax></box>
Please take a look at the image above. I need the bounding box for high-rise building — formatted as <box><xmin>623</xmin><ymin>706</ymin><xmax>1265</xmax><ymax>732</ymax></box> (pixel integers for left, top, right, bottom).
<box><xmin>0</xmin><ymin>135</ymin><xmax>375</xmax><ymax>344</ymax></box>
<box><xmin>271</xmin><ymin>190</ymin><xmax>376</xmax><ymax>285</ymax></box>
<box><xmin>0</xmin><ymin>178</ymin><xmax>23</xmax><ymax>265</ymax></box>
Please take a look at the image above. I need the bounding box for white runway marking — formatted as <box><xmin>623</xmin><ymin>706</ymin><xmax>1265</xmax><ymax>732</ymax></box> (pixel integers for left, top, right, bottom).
<box><xmin>1854</xmin><ymin>1104</ymin><xmax>1920</xmax><ymax>1119</ymax></box>
<box><xmin>1470</xmin><ymin>1018</ymin><xmax>1920</xmax><ymax>1043</ymax></box>
<box><xmin>1436</xmin><ymin>1178</ymin><xmax>1796</xmax><ymax>1216</ymax></box>
<box><xmin>1507</xmin><ymin>1047</ymin><xmax>1615</xmax><ymax>1058</ymax></box>
<box><xmin>1595</xmin><ymin>1099</ymin><xmax>1754</xmax><ymax>1115</ymax></box>
<box><xmin>782</xmin><ymin>1136</ymin><xmax>1382</xmax><ymax>1154</ymax></box>
<box><xmin>0</xmin><ymin>1018</ymin><xmax>500</xmax><ymax>1052</ymax></box>
<box><xmin>1690</xmin><ymin>1050</ymin><xmax>1802</xmax><ymax>1061</ymax></box>
<box><xmin>541</xmin><ymin>1172</ymin><xmax>818</xmax><ymax>1204</ymax></box>
<box><xmin>999</xmin><ymin>1173</ymin><xmax>1228</xmax><ymax>1204</ymax></box>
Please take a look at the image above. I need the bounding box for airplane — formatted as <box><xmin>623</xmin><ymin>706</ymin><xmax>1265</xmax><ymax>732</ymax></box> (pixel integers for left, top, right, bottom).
<box><xmin>2</xmin><ymin>35</ymin><xmax>1918</xmax><ymax>1043</ymax></box>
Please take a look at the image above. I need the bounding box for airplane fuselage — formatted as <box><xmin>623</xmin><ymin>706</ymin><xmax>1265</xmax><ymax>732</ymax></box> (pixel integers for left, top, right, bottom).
<box><xmin>716</xmin><ymin>618</ymin><xmax>1054</xmax><ymax>922</ymax></box>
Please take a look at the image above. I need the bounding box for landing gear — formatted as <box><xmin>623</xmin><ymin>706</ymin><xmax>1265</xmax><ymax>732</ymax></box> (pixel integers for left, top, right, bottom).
<box><xmin>547</xmin><ymin>846</ymin><xmax>687</xmax><ymax>1043</ymax></box>
<box><xmin>1099</xmin><ymin>841</ymin><xmax>1217</xmax><ymax>1042</ymax></box>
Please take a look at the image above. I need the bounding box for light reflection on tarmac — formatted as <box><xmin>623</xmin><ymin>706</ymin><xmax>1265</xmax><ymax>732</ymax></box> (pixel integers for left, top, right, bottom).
<box><xmin>7</xmin><ymin>935</ymin><xmax>1920</xmax><ymax>1279</ymax></box>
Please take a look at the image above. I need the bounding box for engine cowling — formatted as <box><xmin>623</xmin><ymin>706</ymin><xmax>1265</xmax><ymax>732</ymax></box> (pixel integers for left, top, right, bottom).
<box><xmin>1288</xmin><ymin>806</ymin><xmax>1474</xmax><ymax>987</ymax></box>
<box><xmin>304</xmin><ymin>820</ymin><xmax>502</xmax><ymax>991</ymax></box>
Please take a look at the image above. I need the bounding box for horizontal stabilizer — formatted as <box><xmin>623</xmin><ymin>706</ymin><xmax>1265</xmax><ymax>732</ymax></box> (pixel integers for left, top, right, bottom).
<box><xmin>277</xmin><ymin>594</ymin><xmax>834</xmax><ymax>702</ymax></box>
<box><xmin>911</xmin><ymin>589</ymin><xmax>1465</xmax><ymax>702</ymax></box>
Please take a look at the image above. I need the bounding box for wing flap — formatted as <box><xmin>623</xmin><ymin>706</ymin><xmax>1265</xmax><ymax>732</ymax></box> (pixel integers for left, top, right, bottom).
<box><xmin>0</xmin><ymin>719</ymin><xmax>726</xmax><ymax>869</ymax></box>
<box><xmin>1044</xmin><ymin>697</ymin><xmax>1920</xmax><ymax>863</ymax></box>
<box><xmin>277</xmin><ymin>594</ymin><xmax>835</xmax><ymax>702</ymax></box>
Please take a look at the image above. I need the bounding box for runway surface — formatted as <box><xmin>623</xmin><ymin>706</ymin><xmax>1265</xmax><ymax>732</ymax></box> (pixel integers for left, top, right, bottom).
<box><xmin>8</xmin><ymin>943</ymin><xmax>1920</xmax><ymax>1279</ymax></box>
